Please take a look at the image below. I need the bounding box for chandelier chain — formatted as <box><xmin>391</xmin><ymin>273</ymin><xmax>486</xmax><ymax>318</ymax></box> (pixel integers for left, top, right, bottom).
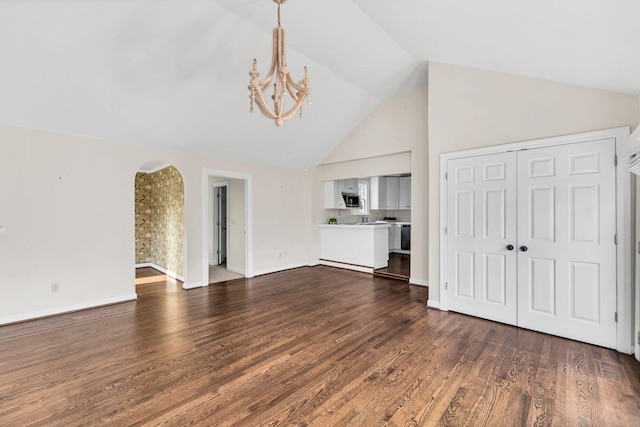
<box><xmin>277</xmin><ymin>3</ymin><xmax>281</xmax><ymax>27</ymax></box>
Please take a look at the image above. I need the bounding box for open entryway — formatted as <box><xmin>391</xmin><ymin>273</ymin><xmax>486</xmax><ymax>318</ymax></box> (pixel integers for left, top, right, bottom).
<box><xmin>134</xmin><ymin>162</ymin><xmax>186</xmax><ymax>288</ymax></box>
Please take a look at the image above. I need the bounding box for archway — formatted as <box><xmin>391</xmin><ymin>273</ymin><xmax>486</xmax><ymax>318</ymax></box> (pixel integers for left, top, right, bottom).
<box><xmin>134</xmin><ymin>162</ymin><xmax>185</xmax><ymax>287</ymax></box>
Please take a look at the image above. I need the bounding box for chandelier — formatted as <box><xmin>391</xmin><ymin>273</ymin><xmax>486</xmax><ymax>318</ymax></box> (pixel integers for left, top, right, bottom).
<box><xmin>248</xmin><ymin>0</ymin><xmax>311</xmax><ymax>126</ymax></box>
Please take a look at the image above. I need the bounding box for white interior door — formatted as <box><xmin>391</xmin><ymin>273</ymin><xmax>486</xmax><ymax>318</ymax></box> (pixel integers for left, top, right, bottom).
<box><xmin>446</xmin><ymin>152</ymin><xmax>518</xmax><ymax>325</ymax></box>
<box><xmin>516</xmin><ymin>140</ymin><xmax>617</xmax><ymax>348</ymax></box>
<box><xmin>445</xmin><ymin>138</ymin><xmax>618</xmax><ymax>349</ymax></box>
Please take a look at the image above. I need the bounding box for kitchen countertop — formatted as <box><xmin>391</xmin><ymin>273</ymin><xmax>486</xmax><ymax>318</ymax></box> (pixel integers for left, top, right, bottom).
<box><xmin>317</xmin><ymin>221</ymin><xmax>410</xmax><ymax>228</ymax></box>
<box><xmin>317</xmin><ymin>223</ymin><xmax>390</xmax><ymax>229</ymax></box>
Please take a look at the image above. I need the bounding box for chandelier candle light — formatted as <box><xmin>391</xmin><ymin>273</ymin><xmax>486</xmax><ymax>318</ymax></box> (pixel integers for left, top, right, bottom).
<box><xmin>248</xmin><ymin>0</ymin><xmax>311</xmax><ymax>126</ymax></box>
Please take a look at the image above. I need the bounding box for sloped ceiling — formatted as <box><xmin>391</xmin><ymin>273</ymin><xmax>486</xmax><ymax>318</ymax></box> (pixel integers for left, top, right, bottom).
<box><xmin>0</xmin><ymin>0</ymin><xmax>639</xmax><ymax>170</ymax></box>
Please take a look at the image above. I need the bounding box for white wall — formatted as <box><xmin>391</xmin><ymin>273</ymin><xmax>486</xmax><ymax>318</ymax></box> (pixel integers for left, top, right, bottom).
<box><xmin>0</xmin><ymin>123</ymin><xmax>310</xmax><ymax>324</ymax></box>
<box><xmin>427</xmin><ymin>62</ymin><xmax>639</xmax><ymax>304</ymax></box>
<box><xmin>310</xmin><ymin>87</ymin><xmax>429</xmax><ymax>285</ymax></box>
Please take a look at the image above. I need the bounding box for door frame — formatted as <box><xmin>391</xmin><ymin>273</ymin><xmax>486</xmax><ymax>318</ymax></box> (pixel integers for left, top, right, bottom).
<box><xmin>636</xmin><ymin>174</ymin><xmax>640</xmax><ymax>361</ymax></box>
<box><xmin>212</xmin><ymin>181</ymin><xmax>229</xmax><ymax>265</ymax></box>
<box><xmin>439</xmin><ymin>127</ymin><xmax>633</xmax><ymax>354</ymax></box>
<box><xmin>202</xmin><ymin>168</ymin><xmax>253</xmax><ymax>285</ymax></box>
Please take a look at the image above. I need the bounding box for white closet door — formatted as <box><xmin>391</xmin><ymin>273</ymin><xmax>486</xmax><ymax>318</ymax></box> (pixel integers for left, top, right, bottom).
<box><xmin>516</xmin><ymin>139</ymin><xmax>617</xmax><ymax>348</ymax></box>
<box><xmin>446</xmin><ymin>152</ymin><xmax>518</xmax><ymax>325</ymax></box>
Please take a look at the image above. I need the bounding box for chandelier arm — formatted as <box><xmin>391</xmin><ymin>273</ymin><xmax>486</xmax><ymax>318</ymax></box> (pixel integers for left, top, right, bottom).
<box><xmin>280</xmin><ymin>94</ymin><xmax>307</xmax><ymax>121</ymax></box>
<box><xmin>258</xmin><ymin>76</ymin><xmax>275</xmax><ymax>92</ymax></box>
<box><xmin>285</xmin><ymin>82</ymin><xmax>307</xmax><ymax>101</ymax></box>
<box><xmin>252</xmin><ymin>89</ymin><xmax>278</xmax><ymax>119</ymax></box>
<box><xmin>254</xmin><ymin>28</ymin><xmax>280</xmax><ymax>89</ymax></box>
<box><xmin>277</xmin><ymin>83</ymin><xmax>285</xmax><ymax>116</ymax></box>
<box><xmin>285</xmin><ymin>85</ymin><xmax>299</xmax><ymax>102</ymax></box>
<box><xmin>284</xmin><ymin>74</ymin><xmax>308</xmax><ymax>93</ymax></box>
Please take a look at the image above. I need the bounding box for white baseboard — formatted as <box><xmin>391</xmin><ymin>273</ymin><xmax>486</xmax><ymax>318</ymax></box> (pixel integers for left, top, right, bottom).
<box><xmin>427</xmin><ymin>299</ymin><xmax>441</xmax><ymax>309</ymax></box>
<box><xmin>254</xmin><ymin>263</ymin><xmax>307</xmax><ymax>277</ymax></box>
<box><xmin>0</xmin><ymin>294</ymin><xmax>138</xmax><ymax>326</ymax></box>
<box><xmin>182</xmin><ymin>282</ymin><xmax>204</xmax><ymax>290</ymax></box>
<box><xmin>409</xmin><ymin>278</ymin><xmax>428</xmax><ymax>287</ymax></box>
<box><xmin>136</xmin><ymin>262</ymin><xmax>184</xmax><ymax>282</ymax></box>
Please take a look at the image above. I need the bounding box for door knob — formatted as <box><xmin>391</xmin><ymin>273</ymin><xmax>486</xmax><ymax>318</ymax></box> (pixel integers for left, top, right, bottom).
<box><xmin>520</xmin><ymin>246</ymin><xmax>528</xmax><ymax>252</ymax></box>
<box><xmin>506</xmin><ymin>244</ymin><xmax>514</xmax><ymax>251</ymax></box>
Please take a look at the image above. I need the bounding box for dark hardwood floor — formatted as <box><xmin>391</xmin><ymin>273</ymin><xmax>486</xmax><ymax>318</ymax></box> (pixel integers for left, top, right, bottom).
<box><xmin>375</xmin><ymin>253</ymin><xmax>410</xmax><ymax>281</ymax></box>
<box><xmin>1</xmin><ymin>266</ymin><xmax>639</xmax><ymax>426</ymax></box>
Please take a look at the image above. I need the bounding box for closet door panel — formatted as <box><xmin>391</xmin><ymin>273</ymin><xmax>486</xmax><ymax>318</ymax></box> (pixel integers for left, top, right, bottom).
<box><xmin>516</xmin><ymin>139</ymin><xmax>617</xmax><ymax>348</ymax></box>
<box><xmin>446</xmin><ymin>152</ymin><xmax>517</xmax><ymax>325</ymax></box>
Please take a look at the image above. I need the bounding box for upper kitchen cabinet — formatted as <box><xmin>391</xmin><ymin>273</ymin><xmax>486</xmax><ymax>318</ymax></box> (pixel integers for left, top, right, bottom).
<box><xmin>338</xmin><ymin>178</ymin><xmax>358</xmax><ymax>194</ymax></box>
<box><xmin>384</xmin><ymin>176</ymin><xmax>399</xmax><ymax>209</ymax></box>
<box><xmin>399</xmin><ymin>176</ymin><xmax>411</xmax><ymax>209</ymax></box>
<box><xmin>370</xmin><ymin>175</ymin><xmax>411</xmax><ymax>210</ymax></box>
<box><xmin>369</xmin><ymin>176</ymin><xmax>386</xmax><ymax>210</ymax></box>
<box><xmin>324</xmin><ymin>176</ymin><xmax>410</xmax><ymax>210</ymax></box>
<box><xmin>323</xmin><ymin>179</ymin><xmax>359</xmax><ymax>209</ymax></box>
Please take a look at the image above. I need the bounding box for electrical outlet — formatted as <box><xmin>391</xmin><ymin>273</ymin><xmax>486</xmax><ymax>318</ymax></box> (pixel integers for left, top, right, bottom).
<box><xmin>51</xmin><ymin>283</ymin><xmax>60</xmax><ymax>293</ymax></box>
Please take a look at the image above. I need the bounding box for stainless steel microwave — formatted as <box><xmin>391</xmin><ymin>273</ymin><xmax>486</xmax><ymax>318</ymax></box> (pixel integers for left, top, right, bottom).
<box><xmin>342</xmin><ymin>193</ymin><xmax>361</xmax><ymax>208</ymax></box>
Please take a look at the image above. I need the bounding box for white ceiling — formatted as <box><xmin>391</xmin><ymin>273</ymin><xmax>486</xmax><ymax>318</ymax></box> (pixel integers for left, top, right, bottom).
<box><xmin>1</xmin><ymin>0</ymin><xmax>639</xmax><ymax>170</ymax></box>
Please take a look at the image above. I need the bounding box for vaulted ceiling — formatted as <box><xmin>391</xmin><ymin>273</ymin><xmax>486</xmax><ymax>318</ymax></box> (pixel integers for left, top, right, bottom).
<box><xmin>1</xmin><ymin>0</ymin><xmax>639</xmax><ymax>170</ymax></box>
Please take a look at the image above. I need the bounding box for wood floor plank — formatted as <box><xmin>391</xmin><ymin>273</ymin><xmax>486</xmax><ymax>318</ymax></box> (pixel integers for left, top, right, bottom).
<box><xmin>1</xmin><ymin>266</ymin><xmax>639</xmax><ymax>426</ymax></box>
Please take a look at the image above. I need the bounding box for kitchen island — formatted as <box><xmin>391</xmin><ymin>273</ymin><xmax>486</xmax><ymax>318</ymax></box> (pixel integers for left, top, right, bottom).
<box><xmin>317</xmin><ymin>223</ymin><xmax>389</xmax><ymax>273</ymax></box>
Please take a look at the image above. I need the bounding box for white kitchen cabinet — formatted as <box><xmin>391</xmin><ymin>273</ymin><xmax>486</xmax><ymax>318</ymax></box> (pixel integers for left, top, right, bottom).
<box><xmin>398</xmin><ymin>176</ymin><xmax>411</xmax><ymax>210</ymax></box>
<box><xmin>323</xmin><ymin>179</ymin><xmax>359</xmax><ymax>209</ymax></box>
<box><xmin>339</xmin><ymin>178</ymin><xmax>358</xmax><ymax>194</ymax></box>
<box><xmin>388</xmin><ymin>223</ymin><xmax>400</xmax><ymax>251</ymax></box>
<box><xmin>369</xmin><ymin>176</ymin><xmax>386</xmax><ymax>210</ymax></box>
<box><xmin>318</xmin><ymin>224</ymin><xmax>389</xmax><ymax>271</ymax></box>
<box><xmin>323</xmin><ymin>181</ymin><xmax>339</xmax><ymax>209</ymax></box>
<box><xmin>384</xmin><ymin>176</ymin><xmax>399</xmax><ymax>209</ymax></box>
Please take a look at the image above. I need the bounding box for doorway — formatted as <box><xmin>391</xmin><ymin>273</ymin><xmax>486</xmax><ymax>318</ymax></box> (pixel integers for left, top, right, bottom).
<box><xmin>134</xmin><ymin>162</ymin><xmax>185</xmax><ymax>286</ymax></box>
<box><xmin>205</xmin><ymin>170</ymin><xmax>252</xmax><ymax>284</ymax></box>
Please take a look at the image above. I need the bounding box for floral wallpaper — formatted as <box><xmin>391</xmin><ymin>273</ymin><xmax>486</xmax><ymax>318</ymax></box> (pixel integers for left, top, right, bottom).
<box><xmin>135</xmin><ymin>166</ymin><xmax>184</xmax><ymax>277</ymax></box>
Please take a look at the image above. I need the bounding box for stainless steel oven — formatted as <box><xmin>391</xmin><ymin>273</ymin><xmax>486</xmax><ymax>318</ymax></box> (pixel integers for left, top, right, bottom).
<box><xmin>401</xmin><ymin>224</ymin><xmax>411</xmax><ymax>251</ymax></box>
